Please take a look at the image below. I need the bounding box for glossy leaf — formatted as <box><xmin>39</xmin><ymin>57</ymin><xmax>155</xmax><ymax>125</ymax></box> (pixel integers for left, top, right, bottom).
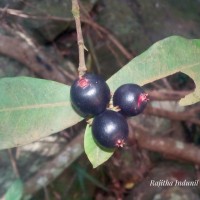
<box><xmin>5</xmin><ymin>179</ymin><xmax>24</xmax><ymax>200</ymax></box>
<box><xmin>85</xmin><ymin>36</ymin><xmax>200</xmax><ymax>167</ymax></box>
<box><xmin>84</xmin><ymin>125</ymin><xmax>114</xmax><ymax>168</ymax></box>
<box><xmin>0</xmin><ymin>77</ymin><xmax>82</xmax><ymax>149</ymax></box>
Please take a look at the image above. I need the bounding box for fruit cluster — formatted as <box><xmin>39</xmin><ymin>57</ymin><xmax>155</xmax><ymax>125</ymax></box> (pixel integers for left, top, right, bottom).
<box><xmin>70</xmin><ymin>73</ymin><xmax>148</xmax><ymax>149</ymax></box>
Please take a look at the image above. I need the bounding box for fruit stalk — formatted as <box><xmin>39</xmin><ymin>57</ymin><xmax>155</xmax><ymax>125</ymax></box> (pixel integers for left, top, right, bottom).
<box><xmin>72</xmin><ymin>0</ymin><xmax>87</xmax><ymax>76</ymax></box>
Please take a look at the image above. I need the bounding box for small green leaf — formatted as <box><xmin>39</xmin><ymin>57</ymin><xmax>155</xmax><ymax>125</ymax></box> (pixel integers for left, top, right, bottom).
<box><xmin>0</xmin><ymin>77</ymin><xmax>82</xmax><ymax>149</ymax></box>
<box><xmin>5</xmin><ymin>179</ymin><xmax>24</xmax><ymax>200</ymax></box>
<box><xmin>107</xmin><ymin>36</ymin><xmax>200</xmax><ymax>106</ymax></box>
<box><xmin>84</xmin><ymin>125</ymin><xmax>114</xmax><ymax>168</ymax></box>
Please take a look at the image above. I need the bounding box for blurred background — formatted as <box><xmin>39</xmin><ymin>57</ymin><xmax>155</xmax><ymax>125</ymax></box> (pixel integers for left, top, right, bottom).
<box><xmin>0</xmin><ymin>0</ymin><xmax>200</xmax><ymax>199</ymax></box>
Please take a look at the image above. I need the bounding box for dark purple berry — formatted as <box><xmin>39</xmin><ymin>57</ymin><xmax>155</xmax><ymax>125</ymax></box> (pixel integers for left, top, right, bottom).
<box><xmin>92</xmin><ymin>110</ymin><xmax>129</xmax><ymax>149</ymax></box>
<box><xmin>70</xmin><ymin>73</ymin><xmax>111</xmax><ymax>117</ymax></box>
<box><xmin>113</xmin><ymin>84</ymin><xmax>148</xmax><ymax>117</ymax></box>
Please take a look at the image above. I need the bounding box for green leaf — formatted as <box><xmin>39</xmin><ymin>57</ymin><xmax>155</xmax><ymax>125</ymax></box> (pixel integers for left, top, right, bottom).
<box><xmin>84</xmin><ymin>125</ymin><xmax>114</xmax><ymax>168</ymax></box>
<box><xmin>107</xmin><ymin>36</ymin><xmax>200</xmax><ymax>106</ymax></box>
<box><xmin>5</xmin><ymin>179</ymin><xmax>24</xmax><ymax>200</ymax></box>
<box><xmin>85</xmin><ymin>36</ymin><xmax>200</xmax><ymax>167</ymax></box>
<box><xmin>1</xmin><ymin>36</ymin><xmax>200</xmax><ymax>155</ymax></box>
<box><xmin>0</xmin><ymin>77</ymin><xmax>82</xmax><ymax>149</ymax></box>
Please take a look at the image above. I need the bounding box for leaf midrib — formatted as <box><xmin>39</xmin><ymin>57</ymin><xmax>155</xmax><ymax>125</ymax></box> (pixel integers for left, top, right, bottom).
<box><xmin>133</xmin><ymin>62</ymin><xmax>200</xmax><ymax>86</ymax></box>
<box><xmin>0</xmin><ymin>102</ymin><xmax>69</xmax><ymax>112</ymax></box>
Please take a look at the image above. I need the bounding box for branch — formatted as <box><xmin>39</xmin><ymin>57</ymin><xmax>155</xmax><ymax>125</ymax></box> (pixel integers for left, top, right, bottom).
<box><xmin>8</xmin><ymin>149</ymin><xmax>20</xmax><ymax>178</ymax></box>
<box><xmin>72</xmin><ymin>0</ymin><xmax>87</xmax><ymax>76</ymax></box>
<box><xmin>0</xmin><ymin>34</ymin><xmax>74</xmax><ymax>84</ymax></box>
<box><xmin>148</xmin><ymin>90</ymin><xmax>191</xmax><ymax>101</ymax></box>
<box><xmin>144</xmin><ymin>105</ymin><xmax>200</xmax><ymax>126</ymax></box>
<box><xmin>23</xmin><ymin>133</ymin><xmax>84</xmax><ymax>198</ymax></box>
<box><xmin>22</xmin><ymin>120</ymin><xmax>200</xmax><ymax>198</ymax></box>
<box><xmin>79</xmin><ymin>2</ymin><xmax>134</xmax><ymax>60</ymax></box>
<box><xmin>1</xmin><ymin>7</ymin><xmax>134</xmax><ymax>61</ymax></box>
<box><xmin>85</xmin><ymin>20</ymin><xmax>134</xmax><ymax>60</ymax></box>
<box><xmin>0</xmin><ymin>7</ymin><xmax>73</xmax><ymax>22</ymax></box>
<box><xmin>131</xmin><ymin>122</ymin><xmax>200</xmax><ymax>165</ymax></box>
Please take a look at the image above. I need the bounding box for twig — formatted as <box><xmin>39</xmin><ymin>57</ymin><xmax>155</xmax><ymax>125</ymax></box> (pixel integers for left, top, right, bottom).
<box><xmin>72</xmin><ymin>0</ymin><xmax>87</xmax><ymax>76</ymax></box>
<box><xmin>0</xmin><ymin>34</ymin><xmax>73</xmax><ymax>84</ymax></box>
<box><xmin>0</xmin><ymin>7</ymin><xmax>74</xmax><ymax>22</ymax></box>
<box><xmin>86</xmin><ymin>35</ymin><xmax>101</xmax><ymax>74</ymax></box>
<box><xmin>79</xmin><ymin>2</ymin><xmax>134</xmax><ymax>60</ymax></box>
<box><xmin>87</xmin><ymin>20</ymin><xmax>134</xmax><ymax>60</ymax></box>
<box><xmin>63</xmin><ymin>175</ymin><xmax>77</xmax><ymax>198</ymax></box>
<box><xmin>1</xmin><ymin>7</ymin><xmax>134</xmax><ymax>61</ymax></box>
<box><xmin>162</xmin><ymin>78</ymin><xmax>173</xmax><ymax>90</ymax></box>
<box><xmin>52</xmin><ymin>190</ymin><xmax>62</xmax><ymax>200</ymax></box>
<box><xmin>144</xmin><ymin>106</ymin><xmax>200</xmax><ymax>126</ymax></box>
<box><xmin>44</xmin><ymin>187</ymin><xmax>50</xmax><ymax>200</ymax></box>
<box><xmin>148</xmin><ymin>90</ymin><xmax>191</xmax><ymax>101</ymax></box>
<box><xmin>130</xmin><ymin>122</ymin><xmax>200</xmax><ymax>165</ymax></box>
<box><xmin>107</xmin><ymin>43</ymin><xmax>124</xmax><ymax>67</ymax></box>
<box><xmin>8</xmin><ymin>149</ymin><xmax>20</xmax><ymax>178</ymax></box>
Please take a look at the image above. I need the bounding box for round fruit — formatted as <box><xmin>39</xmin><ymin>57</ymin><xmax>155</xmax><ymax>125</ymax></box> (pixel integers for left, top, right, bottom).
<box><xmin>113</xmin><ymin>84</ymin><xmax>148</xmax><ymax>116</ymax></box>
<box><xmin>92</xmin><ymin>110</ymin><xmax>129</xmax><ymax>149</ymax></box>
<box><xmin>70</xmin><ymin>73</ymin><xmax>111</xmax><ymax>117</ymax></box>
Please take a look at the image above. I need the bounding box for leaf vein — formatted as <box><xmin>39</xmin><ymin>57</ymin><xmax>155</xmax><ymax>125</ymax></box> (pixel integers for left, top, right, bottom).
<box><xmin>0</xmin><ymin>102</ymin><xmax>69</xmax><ymax>112</ymax></box>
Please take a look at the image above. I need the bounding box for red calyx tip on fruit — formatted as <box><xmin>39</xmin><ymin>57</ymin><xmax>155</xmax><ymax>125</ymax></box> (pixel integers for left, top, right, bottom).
<box><xmin>77</xmin><ymin>77</ymin><xmax>89</xmax><ymax>88</ymax></box>
<box><xmin>115</xmin><ymin>139</ymin><xmax>125</xmax><ymax>148</ymax></box>
<box><xmin>137</xmin><ymin>93</ymin><xmax>149</xmax><ymax>107</ymax></box>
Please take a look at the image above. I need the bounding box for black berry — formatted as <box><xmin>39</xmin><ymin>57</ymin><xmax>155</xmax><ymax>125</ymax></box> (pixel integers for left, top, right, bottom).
<box><xmin>70</xmin><ymin>73</ymin><xmax>111</xmax><ymax>117</ymax></box>
<box><xmin>113</xmin><ymin>84</ymin><xmax>148</xmax><ymax>117</ymax></box>
<box><xmin>92</xmin><ymin>110</ymin><xmax>129</xmax><ymax>149</ymax></box>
